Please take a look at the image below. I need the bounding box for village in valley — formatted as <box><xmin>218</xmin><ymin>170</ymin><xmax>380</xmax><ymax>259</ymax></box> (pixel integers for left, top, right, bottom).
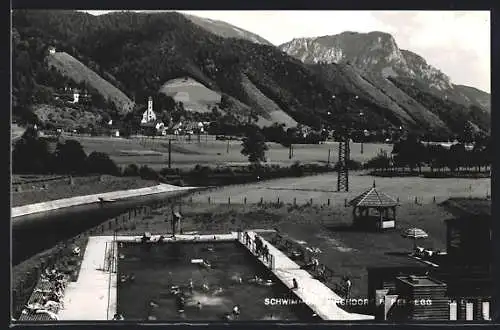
<box><xmin>11</xmin><ymin>9</ymin><xmax>493</xmax><ymax>324</ymax></box>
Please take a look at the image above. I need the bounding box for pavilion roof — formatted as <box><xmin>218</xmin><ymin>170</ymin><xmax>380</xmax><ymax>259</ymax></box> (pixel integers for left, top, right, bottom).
<box><xmin>348</xmin><ymin>185</ymin><xmax>398</xmax><ymax>208</ymax></box>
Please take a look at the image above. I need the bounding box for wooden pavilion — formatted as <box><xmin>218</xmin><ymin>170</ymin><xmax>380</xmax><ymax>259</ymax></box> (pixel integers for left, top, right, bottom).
<box><xmin>348</xmin><ymin>182</ymin><xmax>399</xmax><ymax>230</ymax></box>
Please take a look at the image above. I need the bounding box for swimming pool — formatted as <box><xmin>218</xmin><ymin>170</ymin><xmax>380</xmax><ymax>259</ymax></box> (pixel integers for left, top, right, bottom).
<box><xmin>117</xmin><ymin>241</ymin><xmax>313</xmax><ymax>321</ymax></box>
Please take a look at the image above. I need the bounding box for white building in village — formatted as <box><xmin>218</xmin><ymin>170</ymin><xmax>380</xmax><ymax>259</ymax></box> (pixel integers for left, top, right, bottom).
<box><xmin>141</xmin><ymin>97</ymin><xmax>157</xmax><ymax>124</ymax></box>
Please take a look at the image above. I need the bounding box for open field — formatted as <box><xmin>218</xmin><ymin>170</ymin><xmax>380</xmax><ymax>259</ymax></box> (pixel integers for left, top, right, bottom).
<box><xmin>188</xmin><ymin>172</ymin><xmax>491</xmax><ymax>206</ymax></box>
<box><xmin>65</xmin><ymin>135</ymin><xmax>392</xmax><ymax>170</ymax></box>
<box><xmin>11</xmin><ymin>175</ymin><xmax>159</xmax><ymax>207</ymax></box>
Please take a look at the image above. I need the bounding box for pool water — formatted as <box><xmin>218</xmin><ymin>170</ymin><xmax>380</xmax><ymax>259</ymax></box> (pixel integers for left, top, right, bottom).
<box><xmin>117</xmin><ymin>242</ymin><xmax>310</xmax><ymax>321</ymax></box>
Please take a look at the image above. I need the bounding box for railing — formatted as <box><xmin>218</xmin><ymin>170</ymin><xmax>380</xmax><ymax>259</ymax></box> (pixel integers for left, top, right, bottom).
<box><xmin>238</xmin><ymin>232</ymin><xmax>275</xmax><ymax>270</ymax></box>
<box><xmin>106</xmin><ymin>233</ymin><xmax>117</xmax><ymax>320</ymax></box>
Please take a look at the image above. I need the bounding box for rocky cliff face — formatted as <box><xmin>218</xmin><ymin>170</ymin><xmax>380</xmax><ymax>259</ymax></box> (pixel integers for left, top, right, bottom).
<box><xmin>280</xmin><ymin>31</ymin><xmax>490</xmax><ymax>132</ymax></box>
<box><xmin>280</xmin><ymin>32</ymin><xmax>453</xmax><ymax>88</ymax></box>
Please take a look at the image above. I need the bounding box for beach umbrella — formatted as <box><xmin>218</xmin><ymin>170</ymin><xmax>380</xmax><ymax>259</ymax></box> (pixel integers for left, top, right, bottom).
<box><xmin>402</xmin><ymin>227</ymin><xmax>429</xmax><ymax>251</ymax></box>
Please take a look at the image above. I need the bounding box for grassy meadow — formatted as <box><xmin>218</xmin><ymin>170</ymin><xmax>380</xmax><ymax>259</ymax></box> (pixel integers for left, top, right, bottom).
<box><xmin>188</xmin><ymin>172</ymin><xmax>490</xmax><ymax>206</ymax></box>
<box><xmin>66</xmin><ymin>135</ymin><xmax>392</xmax><ymax>170</ymax></box>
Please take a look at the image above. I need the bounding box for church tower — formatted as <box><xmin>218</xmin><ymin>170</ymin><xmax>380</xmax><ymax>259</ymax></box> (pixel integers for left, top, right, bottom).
<box><xmin>148</xmin><ymin>96</ymin><xmax>153</xmax><ymax>112</ymax></box>
<box><xmin>141</xmin><ymin>96</ymin><xmax>157</xmax><ymax>124</ymax></box>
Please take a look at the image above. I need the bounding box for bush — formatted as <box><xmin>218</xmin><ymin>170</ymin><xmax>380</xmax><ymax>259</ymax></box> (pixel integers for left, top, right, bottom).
<box><xmin>138</xmin><ymin>165</ymin><xmax>158</xmax><ymax>180</ymax></box>
<box><xmin>291</xmin><ymin>161</ymin><xmax>304</xmax><ymax>177</ymax></box>
<box><xmin>87</xmin><ymin>152</ymin><xmax>119</xmax><ymax>175</ymax></box>
<box><xmin>123</xmin><ymin>163</ymin><xmax>140</xmax><ymax>177</ymax></box>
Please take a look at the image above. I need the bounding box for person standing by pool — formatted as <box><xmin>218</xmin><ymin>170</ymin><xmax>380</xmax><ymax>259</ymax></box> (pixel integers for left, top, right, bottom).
<box><xmin>311</xmin><ymin>257</ymin><xmax>319</xmax><ymax>271</ymax></box>
<box><xmin>176</xmin><ymin>294</ymin><xmax>185</xmax><ymax>313</ymax></box>
<box><xmin>345</xmin><ymin>277</ymin><xmax>352</xmax><ymax>299</ymax></box>
<box><xmin>292</xmin><ymin>278</ymin><xmax>298</xmax><ymax>290</ymax></box>
<box><xmin>232</xmin><ymin>305</ymin><xmax>240</xmax><ymax>319</ymax></box>
<box><xmin>188</xmin><ymin>279</ymin><xmax>194</xmax><ymax>293</ymax></box>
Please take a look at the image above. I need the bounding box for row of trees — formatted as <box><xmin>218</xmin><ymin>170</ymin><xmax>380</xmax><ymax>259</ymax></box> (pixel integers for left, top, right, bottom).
<box><xmin>12</xmin><ymin>127</ymin><xmax>119</xmax><ymax>175</ymax></box>
<box><xmin>261</xmin><ymin>123</ymin><xmax>328</xmax><ymax>146</ymax></box>
<box><xmin>366</xmin><ymin>135</ymin><xmax>491</xmax><ymax>173</ymax></box>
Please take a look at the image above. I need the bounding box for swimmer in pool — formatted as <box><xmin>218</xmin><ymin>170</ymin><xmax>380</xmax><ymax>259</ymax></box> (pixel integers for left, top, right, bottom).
<box><xmin>230</xmin><ymin>274</ymin><xmax>243</xmax><ymax>284</ymax></box>
<box><xmin>249</xmin><ymin>275</ymin><xmax>263</xmax><ymax>284</ymax></box>
<box><xmin>197</xmin><ymin>301</ymin><xmax>202</xmax><ymax>310</ymax></box>
<box><xmin>202</xmin><ymin>283</ymin><xmax>209</xmax><ymax>291</ymax></box>
<box><xmin>213</xmin><ymin>287</ymin><xmax>224</xmax><ymax>295</ymax></box>
<box><xmin>200</xmin><ymin>260</ymin><xmax>211</xmax><ymax>269</ymax></box>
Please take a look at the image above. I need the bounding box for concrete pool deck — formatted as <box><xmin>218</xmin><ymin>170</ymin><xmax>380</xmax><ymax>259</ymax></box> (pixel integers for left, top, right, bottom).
<box><xmin>58</xmin><ymin>236</ymin><xmax>118</xmax><ymax>320</ymax></box>
<box><xmin>11</xmin><ymin>184</ymin><xmax>196</xmax><ymax>218</ymax></box>
<box><xmin>58</xmin><ymin>231</ymin><xmax>373</xmax><ymax>321</ymax></box>
<box><xmin>242</xmin><ymin>231</ymin><xmax>375</xmax><ymax>321</ymax></box>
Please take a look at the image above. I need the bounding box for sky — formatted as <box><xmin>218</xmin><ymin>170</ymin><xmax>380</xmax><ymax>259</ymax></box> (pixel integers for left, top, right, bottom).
<box><xmin>84</xmin><ymin>10</ymin><xmax>490</xmax><ymax>93</ymax></box>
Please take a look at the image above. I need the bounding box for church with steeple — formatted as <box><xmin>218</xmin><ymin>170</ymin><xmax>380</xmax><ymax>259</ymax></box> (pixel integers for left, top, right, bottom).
<box><xmin>141</xmin><ymin>96</ymin><xmax>157</xmax><ymax>124</ymax></box>
<box><xmin>140</xmin><ymin>96</ymin><xmax>165</xmax><ymax>136</ymax></box>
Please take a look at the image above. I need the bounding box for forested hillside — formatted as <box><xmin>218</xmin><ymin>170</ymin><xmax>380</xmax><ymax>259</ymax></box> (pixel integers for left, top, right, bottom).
<box><xmin>12</xmin><ymin>10</ymin><xmax>489</xmax><ymax>139</ymax></box>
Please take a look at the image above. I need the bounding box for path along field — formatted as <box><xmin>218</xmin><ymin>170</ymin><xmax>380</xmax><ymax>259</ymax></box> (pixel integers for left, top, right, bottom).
<box><xmin>67</xmin><ymin>135</ymin><xmax>391</xmax><ymax>170</ymax></box>
<box><xmin>189</xmin><ymin>172</ymin><xmax>490</xmax><ymax>206</ymax></box>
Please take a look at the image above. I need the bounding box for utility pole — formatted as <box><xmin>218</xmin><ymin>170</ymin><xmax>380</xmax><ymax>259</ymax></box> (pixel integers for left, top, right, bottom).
<box><xmin>327</xmin><ymin>148</ymin><xmax>331</xmax><ymax>167</ymax></box>
<box><xmin>334</xmin><ymin>94</ymin><xmax>353</xmax><ymax>192</ymax></box>
<box><xmin>168</xmin><ymin>138</ymin><xmax>172</xmax><ymax>168</ymax></box>
<box><xmin>289</xmin><ymin>144</ymin><xmax>293</xmax><ymax>159</ymax></box>
<box><xmin>337</xmin><ymin>135</ymin><xmax>350</xmax><ymax>192</ymax></box>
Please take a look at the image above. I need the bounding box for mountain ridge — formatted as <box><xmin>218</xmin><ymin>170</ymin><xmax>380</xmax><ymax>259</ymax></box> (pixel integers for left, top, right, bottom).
<box><xmin>279</xmin><ymin>32</ymin><xmax>489</xmax><ymax>106</ymax></box>
<box><xmin>12</xmin><ymin>10</ymin><xmax>489</xmax><ymax>139</ymax></box>
<box><xmin>279</xmin><ymin>32</ymin><xmax>490</xmax><ymax>134</ymax></box>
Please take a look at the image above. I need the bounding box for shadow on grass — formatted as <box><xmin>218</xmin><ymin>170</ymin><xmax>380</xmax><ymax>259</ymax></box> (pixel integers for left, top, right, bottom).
<box><xmin>322</xmin><ymin>223</ymin><xmax>376</xmax><ymax>233</ymax></box>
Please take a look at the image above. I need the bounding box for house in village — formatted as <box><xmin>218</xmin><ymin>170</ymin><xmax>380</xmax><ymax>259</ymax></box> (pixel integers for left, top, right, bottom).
<box><xmin>53</xmin><ymin>87</ymin><xmax>90</xmax><ymax>104</ymax></box>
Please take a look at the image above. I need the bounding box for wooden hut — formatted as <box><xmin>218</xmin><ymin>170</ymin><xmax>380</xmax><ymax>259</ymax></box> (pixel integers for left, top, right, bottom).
<box><xmin>348</xmin><ymin>182</ymin><xmax>398</xmax><ymax>230</ymax></box>
<box><xmin>393</xmin><ymin>275</ymin><xmax>449</xmax><ymax>321</ymax></box>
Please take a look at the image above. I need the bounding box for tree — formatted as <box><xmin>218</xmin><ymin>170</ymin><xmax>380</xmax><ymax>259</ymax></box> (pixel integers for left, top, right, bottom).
<box><xmin>392</xmin><ymin>135</ymin><xmax>426</xmax><ymax>172</ymax></box>
<box><xmin>123</xmin><ymin>163</ymin><xmax>139</xmax><ymax>176</ymax></box>
<box><xmin>54</xmin><ymin>139</ymin><xmax>88</xmax><ymax>174</ymax></box>
<box><xmin>12</xmin><ymin>127</ymin><xmax>53</xmax><ymax>173</ymax></box>
<box><xmin>241</xmin><ymin>125</ymin><xmax>268</xmax><ymax>165</ymax></box>
<box><xmin>87</xmin><ymin>151</ymin><xmax>119</xmax><ymax>175</ymax></box>
<box><xmin>365</xmin><ymin>150</ymin><xmax>391</xmax><ymax>171</ymax></box>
